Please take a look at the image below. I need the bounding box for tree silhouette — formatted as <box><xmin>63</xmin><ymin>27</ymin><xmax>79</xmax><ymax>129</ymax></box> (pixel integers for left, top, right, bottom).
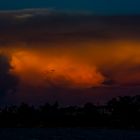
<box><xmin>0</xmin><ymin>94</ymin><xmax>139</xmax><ymax>128</ymax></box>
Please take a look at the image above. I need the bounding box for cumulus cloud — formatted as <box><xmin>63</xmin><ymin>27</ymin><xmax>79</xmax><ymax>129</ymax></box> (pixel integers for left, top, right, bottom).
<box><xmin>0</xmin><ymin>9</ymin><xmax>139</xmax><ymax>104</ymax></box>
<box><xmin>10</xmin><ymin>50</ymin><xmax>105</xmax><ymax>88</ymax></box>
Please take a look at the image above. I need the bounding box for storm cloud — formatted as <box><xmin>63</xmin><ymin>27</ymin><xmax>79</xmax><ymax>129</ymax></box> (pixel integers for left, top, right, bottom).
<box><xmin>0</xmin><ymin>9</ymin><xmax>139</xmax><ymax>105</ymax></box>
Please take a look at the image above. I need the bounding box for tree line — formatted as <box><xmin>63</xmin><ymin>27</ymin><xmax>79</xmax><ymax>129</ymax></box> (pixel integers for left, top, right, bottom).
<box><xmin>0</xmin><ymin>95</ymin><xmax>140</xmax><ymax>128</ymax></box>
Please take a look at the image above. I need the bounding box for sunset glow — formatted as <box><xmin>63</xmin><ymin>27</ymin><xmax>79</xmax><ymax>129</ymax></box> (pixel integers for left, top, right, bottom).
<box><xmin>0</xmin><ymin>9</ymin><xmax>140</xmax><ymax>105</ymax></box>
<box><xmin>2</xmin><ymin>40</ymin><xmax>139</xmax><ymax>88</ymax></box>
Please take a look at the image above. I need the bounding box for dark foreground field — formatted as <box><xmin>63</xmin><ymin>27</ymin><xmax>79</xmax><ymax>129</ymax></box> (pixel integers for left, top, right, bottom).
<box><xmin>0</xmin><ymin>128</ymin><xmax>140</xmax><ymax>140</ymax></box>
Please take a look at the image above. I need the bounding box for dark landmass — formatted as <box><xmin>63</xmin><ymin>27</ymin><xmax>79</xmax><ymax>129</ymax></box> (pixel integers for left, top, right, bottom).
<box><xmin>0</xmin><ymin>95</ymin><xmax>140</xmax><ymax>129</ymax></box>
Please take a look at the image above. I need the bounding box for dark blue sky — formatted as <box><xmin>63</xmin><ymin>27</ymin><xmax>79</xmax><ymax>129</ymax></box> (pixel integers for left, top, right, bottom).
<box><xmin>0</xmin><ymin>0</ymin><xmax>140</xmax><ymax>15</ymax></box>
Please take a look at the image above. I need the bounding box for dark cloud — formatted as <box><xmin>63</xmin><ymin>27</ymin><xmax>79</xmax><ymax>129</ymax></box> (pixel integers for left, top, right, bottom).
<box><xmin>0</xmin><ymin>9</ymin><xmax>139</xmax><ymax>47</ymax></box>
<box><xmin>0</xmin><ymin>53</ymin><xmax>19</xmax><ymax>99</ymax></box>
<box><xmin>102</xmin><ymin>78</ymin><xmax>116</xmax><ymax>86</ymax></box>
<box><xmin>16</xmin><ymin>85</ymin><xmax>140</xmax><ymax>106</ymax></box>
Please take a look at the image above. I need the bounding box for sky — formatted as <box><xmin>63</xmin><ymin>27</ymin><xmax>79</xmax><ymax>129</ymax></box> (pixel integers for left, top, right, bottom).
<box><xmin>0</xmin><ymin>1</ymin><xmax>140</xmax><ymax>105</ymax></box>
<box><xmin>0</xmin><ymin>0</ymin><xmax>140</xmax><ymax>15</ymax></box>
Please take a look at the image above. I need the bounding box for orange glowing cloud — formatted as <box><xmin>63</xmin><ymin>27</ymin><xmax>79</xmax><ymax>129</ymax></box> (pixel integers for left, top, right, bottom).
<box><xmin>10</xmin><ymin>49</ymin><xmax>105</xmax><ymax>88</ymax></box>
<box><xmin>6</xmin><ymin>40</ymin><xmax>140</xmax><ymax>88</ymax></box>
<box><xmin>0</xmin><ymin>10</ymin><xmax>140</xmax><ymax>89</ymax></box>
